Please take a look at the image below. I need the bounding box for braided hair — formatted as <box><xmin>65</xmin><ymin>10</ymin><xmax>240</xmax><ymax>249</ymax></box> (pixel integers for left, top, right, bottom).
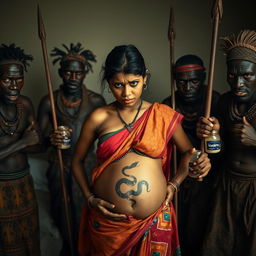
<box><xmin>0</xmin><ymin>43</ymin><xmax>33</xmax><ymax>71</ymax></box>
<box><xmin>51</xmin><ymin>43</ymin><xmax>96</xmax><ymax>74</ymax></box>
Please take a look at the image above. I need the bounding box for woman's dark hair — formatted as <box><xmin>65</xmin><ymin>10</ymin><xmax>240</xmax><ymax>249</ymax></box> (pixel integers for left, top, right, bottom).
<box><xmin>102</xmin><ymin>45</ymin><xmax>147</xmax><ymax>86</ymax></box>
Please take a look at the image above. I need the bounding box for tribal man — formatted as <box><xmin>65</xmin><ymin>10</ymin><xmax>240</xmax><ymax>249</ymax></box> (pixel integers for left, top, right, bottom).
<box><xmin>197</xmin><ymin>30</ymin><xmax>256</xmax><ymax>256</ymax></box>
<box><xmin>0</xmin><ymin>44</ymin><xmax>40</xmax><ymax>255</ymax></box>
<box><xmin>37</xmin><ymin>43</ymin><xmax>106</xmax><ymax>256</ymax></box>
<box><xmin>162</xmin><ymin>55</ymin><xmax>220</xmax><ymax>256</ymax></box>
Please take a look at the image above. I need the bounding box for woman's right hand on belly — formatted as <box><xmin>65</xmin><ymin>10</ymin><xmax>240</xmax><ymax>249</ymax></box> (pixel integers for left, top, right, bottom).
<box><xmin>89</xmin><ymin>195</ymin><xmax>128</xmax><ymax>221</ymax></box>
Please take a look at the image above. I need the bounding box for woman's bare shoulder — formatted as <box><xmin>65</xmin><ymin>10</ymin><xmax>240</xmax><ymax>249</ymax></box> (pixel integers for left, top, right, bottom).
<box><xmin>86</xmin><ymin>103</ymin><xmax>115</xmax><ymax>127</ymax></box>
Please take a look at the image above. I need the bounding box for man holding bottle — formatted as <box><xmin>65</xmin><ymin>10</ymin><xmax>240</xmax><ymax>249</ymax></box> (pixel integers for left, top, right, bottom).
<box><xmin>197</xmin><ymin>29</ymin><xmax>256</xmax><ymax>256</ymax></box>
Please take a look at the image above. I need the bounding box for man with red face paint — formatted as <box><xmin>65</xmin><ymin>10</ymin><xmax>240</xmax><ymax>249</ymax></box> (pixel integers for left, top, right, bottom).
<box><xmin>197</xmin><ymin>30</ymin><xmax>256</xmax><ymax>256</ymax></box>
<box><xmin>37</xmin><ymin>43</ymin><xmax>106</xmax><ymax>256</ymax></box>
<box><xmin>162</xmin><ymin>55</ymin><xmax>221</xmax><ymax>256</ymax></box>
<box><xmin>0</xmin><ymin>44</ymin><xmax>40</xmax><ymax>255</ymax></box>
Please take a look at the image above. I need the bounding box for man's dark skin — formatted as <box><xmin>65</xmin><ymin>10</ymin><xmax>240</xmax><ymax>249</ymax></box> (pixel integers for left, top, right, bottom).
<box><xmin>162</xmin><ymin>55</ymin><xmax>220</xmax><ymax>256</ymax></box>
<box><xmin>0</xmin><ymin>63</ymin><xmax>39</xmax><ymax>172</ymax></box>
<box><xmin>228</xmin><ymin>60</ymin><xmax>256</xmax><ymax>173</ymax></box>
<box><xmin>37</xmin><ymin>57</ymin><xmax>106</xmax><ymax>256</ymax></box>
<box><xmin>172</xmin><ymin>69</ymin><xmax>206</xmax><ymax>146</ymax></box>
<box><xmin>197</xmin><ymin>59</ymin><xmax>256</xmax><ymax>255</ymax></box>
<box><xmin>0</xmin><ymin>61</ymin><xmax>40</xmax><ymax>255</ymax></box>
<box><xmin>163</xmin><ymin>66</ymin><xmax>220</xmax><ymax>147</ymax></box>
<box><xmin>198</xmin><ymin>60</ymin><xmax>256</xmax><ymax>173</ymax></box>
<box><xmin>38</xmin><ymin>60</ymin><xmax>105</xmax><ymax>149</ymax></box>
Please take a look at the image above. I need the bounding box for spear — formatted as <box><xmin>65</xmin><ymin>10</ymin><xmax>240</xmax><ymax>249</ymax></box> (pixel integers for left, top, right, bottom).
<box><xmin>204</xmin><ymin>0</ymin><xmax>223</xmax><ymax>120</ymax></box>
<box><xmin>200</xmin><ymin>0</ymin><xmax>223</xmax><ymax>178</ymax></box>
<box><xmin>168</xmin><ymin>6</ymin><xmax>178</xmax><ymax>213</ymax></box>
<box><xmin>37</xmin><ymin>6</ymin><xmax>75</xmax><ymax>256</ymax></box>
<box><xmin>168</xmin><ymin>6</ymin><xmax>176</xmax><ymax>110</ymax></box>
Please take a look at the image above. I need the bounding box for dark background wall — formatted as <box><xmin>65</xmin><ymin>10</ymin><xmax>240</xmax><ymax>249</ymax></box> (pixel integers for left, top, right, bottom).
<box><xmin>0</xmin><ymin>0</ymin><xmax>255</xmax><ymax>107</ymax></box>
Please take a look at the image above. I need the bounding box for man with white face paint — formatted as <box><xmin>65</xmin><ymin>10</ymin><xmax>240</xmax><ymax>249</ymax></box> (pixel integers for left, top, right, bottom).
<box><xmin>197</xmin><ymin>30</ymin><xmax>256</xmax><ymax>256</ymax></box>
<box><xmin>0</xmin><ymin>44</ymin><xmax>40</xmax><ymax>255</ymax></box>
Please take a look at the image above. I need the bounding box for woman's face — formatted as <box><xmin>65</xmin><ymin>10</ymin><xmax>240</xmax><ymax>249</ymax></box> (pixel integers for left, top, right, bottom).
<box><xmin>108</xmin><ymin>72</ymin><xmax>146</xmax><ymax>107</ymax></box>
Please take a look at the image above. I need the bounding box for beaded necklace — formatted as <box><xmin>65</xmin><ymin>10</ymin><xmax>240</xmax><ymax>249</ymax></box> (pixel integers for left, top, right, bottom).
<box><xmin>61</xmin><ymin>94</ymin><xmax>82</xmax><ymax>108</ymax></box>
<box><xmin>0</xmin><ymin>101</ymin><xmax>23</xmax><ymax>135</ymax></box>
<box><xmin>116</xmin><ymin>100</ymin><xmax>143</xmax><ymax>132</ymax></box>
<box><xmin>229</xmin><ymin>97</ymin><xmax>256</xmax><ymax>122</ymax></box>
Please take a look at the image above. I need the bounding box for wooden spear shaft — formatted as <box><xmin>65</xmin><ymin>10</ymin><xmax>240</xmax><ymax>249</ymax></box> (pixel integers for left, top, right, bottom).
<box><xmin>201</xmin><ymin>0</ymin><xmax>223</xmax><ymax>157</ymax></box>
<box><xmin>204</xmin><ymin>0</ymin><xmax>223</xmax><ymax>119</ymax></box>
<box><xmin>37</xmin><ymin>6</ymin><xmax>75</xmax><ymax>256</ymax></box>
<box><xmin>168</xmin><ymin>6</ymin><xmax>178</xmax><ymax>213</ymax></box>
<box><xmin>169</xmin><ymin>7</ymin><xmax>176</xmax><ymax>110</ymax></box>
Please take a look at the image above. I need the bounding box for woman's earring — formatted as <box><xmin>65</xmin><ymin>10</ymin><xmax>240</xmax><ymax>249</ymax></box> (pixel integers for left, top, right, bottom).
<box><xmin>143</xmin><ymin>84</ymin><xmax>148</xmax><ymax>90</ymax></box>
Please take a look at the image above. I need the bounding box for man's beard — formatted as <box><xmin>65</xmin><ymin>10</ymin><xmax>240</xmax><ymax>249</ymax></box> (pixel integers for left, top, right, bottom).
<box><xmin>62</xmin><ymin>81</ymin><xmax>82</xmax><ymax>94</ymax></box>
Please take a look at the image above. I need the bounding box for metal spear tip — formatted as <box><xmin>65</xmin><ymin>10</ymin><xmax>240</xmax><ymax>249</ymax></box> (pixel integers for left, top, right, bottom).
<box><xmin>37</xmin><ymin>5</ymin><xmax>46</xmax><ymax>40</ymax></box>
<box><xmin>168</xmin><ymin>6</ymin><xmax>176</xmax><ymax>41</ymax></box>
<box><xmin>211</xmin><ymin>0</ymin><xmax>223</xmax><ymax>21</ymax></box>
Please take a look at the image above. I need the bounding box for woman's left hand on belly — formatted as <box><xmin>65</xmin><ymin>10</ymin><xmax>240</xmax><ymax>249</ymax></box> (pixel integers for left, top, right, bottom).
<box><xmin>89</xmin><ymin>196</ymin><xmax>128</xmax><ymax>221</ymax></box>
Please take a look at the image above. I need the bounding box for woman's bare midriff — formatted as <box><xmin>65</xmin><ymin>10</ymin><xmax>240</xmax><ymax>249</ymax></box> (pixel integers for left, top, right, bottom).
<box><xmin>93</xmin><ymin>152</ymin><xmax>167</xmax><ymax>219</ymax></box>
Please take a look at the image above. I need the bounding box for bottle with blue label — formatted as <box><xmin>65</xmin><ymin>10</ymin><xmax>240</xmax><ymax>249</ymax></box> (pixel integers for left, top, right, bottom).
<box><xmin>58</xmin><ymin>126</ymin><xmax>71</xmax><ymax>149</ymax></box>
<box><xmin>204</xmin><ymin>129</ymin><xmax>221</xmax><ymax>153</ymax></box>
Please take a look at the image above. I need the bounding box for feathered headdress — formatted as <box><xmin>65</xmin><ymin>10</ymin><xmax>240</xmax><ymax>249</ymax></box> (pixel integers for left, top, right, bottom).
<box><xmin>221</xmin><ymin>30</ymin><xmax>256</xmax><ymax>63</ymax></box>
<box><xmin>0</xmin><ymin>43</ymin><xmax>33</xmax><ymax>71</ymax></box>
<box><xmin>51</xmin><ymin>43</ymin><xmax>96</xmax><ymax>73</ymax></box>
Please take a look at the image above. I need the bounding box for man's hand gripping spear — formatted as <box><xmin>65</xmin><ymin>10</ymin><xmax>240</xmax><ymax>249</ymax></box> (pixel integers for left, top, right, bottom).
<box><xmin>199</xmin><ymin>0</ymin><xmax>223</xmax><ymax>180</ymax></box>
<box><xmin>37</xmin><ymin>6</ymin><xmax>75</xmax><ymax>256</ymax></box>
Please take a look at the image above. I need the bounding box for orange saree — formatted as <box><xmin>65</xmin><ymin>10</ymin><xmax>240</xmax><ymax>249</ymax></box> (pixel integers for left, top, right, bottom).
<box><xmin>79</xmin><ymin>103</ymin><xmax>183</xmax><ymax>256</ymax></box>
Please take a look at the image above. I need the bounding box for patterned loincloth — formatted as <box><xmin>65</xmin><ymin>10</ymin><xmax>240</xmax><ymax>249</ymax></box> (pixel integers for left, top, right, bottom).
<box><xmin>0</xmin><ymin>171</ymin><xmax>40</xmax><ymax>256</ymax></box>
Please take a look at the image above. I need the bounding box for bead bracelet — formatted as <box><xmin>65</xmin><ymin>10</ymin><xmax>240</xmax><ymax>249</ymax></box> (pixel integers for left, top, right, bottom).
<box><xmin>167</xmin><ymin>180</ymin><xmax>180</xmax><ymax>192</ymax></box>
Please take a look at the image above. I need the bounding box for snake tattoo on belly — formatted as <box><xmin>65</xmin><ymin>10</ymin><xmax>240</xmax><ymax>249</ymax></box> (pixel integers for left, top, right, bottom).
<box><xmin>115</xmin><ymin>161</ymin><xmax>151</xmax><ymax>207</ymax></box>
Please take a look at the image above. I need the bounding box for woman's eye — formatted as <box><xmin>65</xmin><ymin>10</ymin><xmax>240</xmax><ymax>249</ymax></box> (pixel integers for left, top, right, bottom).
<box><xmin>130</xmin><ymin>81</ymin><xmax>139</xmax><ymax>87</ymax></box>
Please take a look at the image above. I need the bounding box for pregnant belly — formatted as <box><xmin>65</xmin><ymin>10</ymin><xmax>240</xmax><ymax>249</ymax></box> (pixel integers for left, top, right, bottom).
<box><xmin>93</xmin><ymin>152</ymin><xmax>167</xmax><ymax>219</ymax></box>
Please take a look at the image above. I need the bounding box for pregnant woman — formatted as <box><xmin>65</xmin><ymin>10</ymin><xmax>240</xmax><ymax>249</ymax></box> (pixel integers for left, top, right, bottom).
<box><xmin>71</xmin><ymin>44</ymin><xmax>211</xmax><ymax>256</ymax></box>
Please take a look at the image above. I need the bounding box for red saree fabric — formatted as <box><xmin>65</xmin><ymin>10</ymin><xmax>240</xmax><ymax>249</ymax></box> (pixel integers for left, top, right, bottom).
<box><xmin>79</xmin><ymin>103</ymin><xmax>183</xmax><ymax>255</ymax></box>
